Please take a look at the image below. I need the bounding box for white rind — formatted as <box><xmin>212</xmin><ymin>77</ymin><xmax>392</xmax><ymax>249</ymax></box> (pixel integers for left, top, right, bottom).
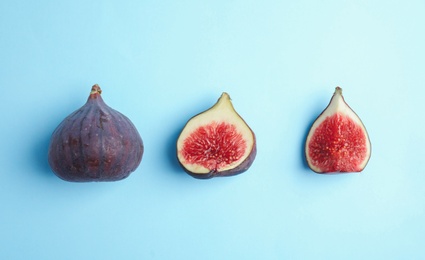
<box><xmin>305</xmin><ymin>87</ymin><xmax>371</xmax><ymax>173</ymax></box>
<box><xmin>177</xmin><ymin>93</ymin><xmax>255</xmax><ymax>174</ymax></box>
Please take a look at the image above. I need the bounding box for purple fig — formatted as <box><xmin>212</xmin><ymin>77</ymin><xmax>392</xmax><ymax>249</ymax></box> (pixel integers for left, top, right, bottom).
<box><xmin>48</xmin><ymin>84</ymin><xmax>143</xmax><ymax>182</ymax></box>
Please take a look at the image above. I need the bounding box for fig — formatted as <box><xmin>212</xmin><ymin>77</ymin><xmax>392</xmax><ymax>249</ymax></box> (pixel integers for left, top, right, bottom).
<box><xmin>176</xmin><ymin>93</ymin><xmax>256</xmax><ymax>179</ymax></box>
<box><xmin>305</xmin><ymin>87</ymin><xmax>371</xmax><ymax>173</ymax></box>
<box><xmin>48</xmin><ymin>84</ymin><xmax>144</xmax><ymax>182</ymax></box>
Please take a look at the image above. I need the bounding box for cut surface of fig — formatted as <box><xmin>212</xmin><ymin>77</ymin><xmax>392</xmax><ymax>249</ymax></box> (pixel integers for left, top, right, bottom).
<box><xmin>48</xmin><ymin>84</ymin><xmax>144</xmax><ymax>182</ymax></box>
<box><xmin>177</xmin><ymin>93</ymin><xmax>256</xmax><ymax>179</ymax></box>
<box><xmin>305</xmin><ymin>87</ymin><xmax>371</xmax><ymax>173</ymax></box>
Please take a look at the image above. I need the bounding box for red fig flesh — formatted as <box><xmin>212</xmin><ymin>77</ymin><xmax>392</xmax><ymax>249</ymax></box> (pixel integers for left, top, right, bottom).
<box><xmin>48</xmin><ymin>84</ymin><xmax>144</xmax><ymax>182</ymax></box>
<box><xmin>177</xmin><ymin>93</ymin><xmax>256</xmax><ymax>179</ymax></box>
<box><xmin>305</xmin><ymin>87</ymin><xmax>371</xmax><ymax>173</ymax></box>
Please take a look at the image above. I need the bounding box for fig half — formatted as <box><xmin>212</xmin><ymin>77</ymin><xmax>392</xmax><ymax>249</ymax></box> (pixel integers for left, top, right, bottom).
<box><xmin>177</xmin><ymin>93</ymin><xmax>256</xmax><ymax>179</ymax></box>
<box><xmin>48</xmin><ymin>84</ymin><xmax>144</xmax><ymax>182</ymax></box>
<box><xmin>305</xmin><ymin>87</ymin><xmax>371</xmax><ymax>173</ymax></box>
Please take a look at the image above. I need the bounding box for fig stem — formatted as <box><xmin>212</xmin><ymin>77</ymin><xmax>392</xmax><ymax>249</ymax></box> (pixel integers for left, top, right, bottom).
<box><xmin>335</xmin><ymin>86</ymin><xmax>343</xmax><ymax>95</ymax></box>
<box><xmin>90</xmin><ymin>84</ymin><xmax>102</xmax><ymax>95</ymax></box>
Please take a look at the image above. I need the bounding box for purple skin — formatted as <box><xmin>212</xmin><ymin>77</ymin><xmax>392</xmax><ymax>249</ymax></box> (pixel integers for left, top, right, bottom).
<box><xmin>177</xmin><ymin>135</ymin><xmax>257</xmax><ymax>180</ymax></box>
<box><xmin>48</xmin><ymin>84</ymin><xmax>143</xmax><ymax>182</ymax></box>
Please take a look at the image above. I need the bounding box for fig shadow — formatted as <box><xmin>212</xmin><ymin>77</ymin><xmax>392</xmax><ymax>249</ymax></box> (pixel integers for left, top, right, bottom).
<box><xmin>33</xmin><ymin>132</ymin><xmax>55</xmax><ymax>178</ymax></box>
<box><xmin>165</xmin><ymin>125</ymin><xmax>186</xmax><ymax>175</ymax></box>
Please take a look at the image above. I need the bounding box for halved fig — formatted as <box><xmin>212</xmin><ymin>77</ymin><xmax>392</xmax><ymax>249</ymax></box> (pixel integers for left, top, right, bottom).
<box><xmin>305</xmin><ymin>87</ymin><xmax>371</xmax><ymax>173</ymax></box>
<box><xmin>177</xmin><ymin>93</ymin><xmax>256</xmax><ymax>179</ymax></box>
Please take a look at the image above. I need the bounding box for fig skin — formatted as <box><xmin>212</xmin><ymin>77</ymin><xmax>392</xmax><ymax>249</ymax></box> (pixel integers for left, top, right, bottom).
<box><xmin>305</xmin><ymin>87</ymin><xmax>371</xmax><ymax>174</ymax></box>
<box><xmin>48</xmin><ymin>84</ymin><xmax>144</xmax><ymax>182</ymax></box>
<box><xmin>176</xmin><ymin>93</ymin><xmax>257</xmax><ymax>179</ymax></box>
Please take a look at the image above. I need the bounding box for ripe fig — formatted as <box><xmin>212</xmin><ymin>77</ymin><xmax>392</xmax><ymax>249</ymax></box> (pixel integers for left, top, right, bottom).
<box><xmin>177</xmin><ymin>93</ymin><xmax>256</xmax><ymax>179</ymax></box>
<box><xmin>305</xmin><ymin>87</ymin><xmax>371</xmax><ymax>173</ymax></box>
<box><xmin>48</xmin><ymin>84</ymin><xmax>144</xmax><ymax>182</ymax></box>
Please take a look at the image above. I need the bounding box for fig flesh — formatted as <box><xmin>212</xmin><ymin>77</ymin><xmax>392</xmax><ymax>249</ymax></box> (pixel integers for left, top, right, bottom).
<box><xmin>48</xmin><ymin>84</ymin><xmax>144</xmax><ymax>182</ymax></box>
<box><xmin>177</xmin><ymin>93</ymin><xmax>256</xmax><ymax>179</ymax></box>
<box><xmin>305</xmin><ymin>87</ymin><xmax>371</xmax><ymax>173</ymax></box>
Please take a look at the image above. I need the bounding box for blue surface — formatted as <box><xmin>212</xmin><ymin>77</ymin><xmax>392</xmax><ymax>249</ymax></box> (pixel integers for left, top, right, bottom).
<box><xmin>1</xmin><ymin>1</ymin><xmax>424</xmax><ymax>259</ymax></box>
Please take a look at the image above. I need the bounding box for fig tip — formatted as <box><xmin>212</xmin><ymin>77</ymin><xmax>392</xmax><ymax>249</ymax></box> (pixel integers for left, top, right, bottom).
<box><xmin>90</xmin><ymin>84</ymin><xmax>102</xmax><ymax>95</ymax></box>
<box><xmin>335</xmin><ymin>86</ymin><xmax>343</xmax><ymax>94</ymax></box>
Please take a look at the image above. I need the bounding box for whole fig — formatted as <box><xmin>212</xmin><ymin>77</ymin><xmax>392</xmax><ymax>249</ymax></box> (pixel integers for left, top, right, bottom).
<box><xmin>48</xmin><ymin>84</ymin><xmax>144</xmax><ymax>182</ymax></box>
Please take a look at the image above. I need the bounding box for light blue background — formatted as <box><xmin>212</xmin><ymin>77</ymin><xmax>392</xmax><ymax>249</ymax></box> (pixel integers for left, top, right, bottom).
<box><xmin>1</xmin><ymin>1</ymin><xmax>424</xmax><ymax>259</ymax></box>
